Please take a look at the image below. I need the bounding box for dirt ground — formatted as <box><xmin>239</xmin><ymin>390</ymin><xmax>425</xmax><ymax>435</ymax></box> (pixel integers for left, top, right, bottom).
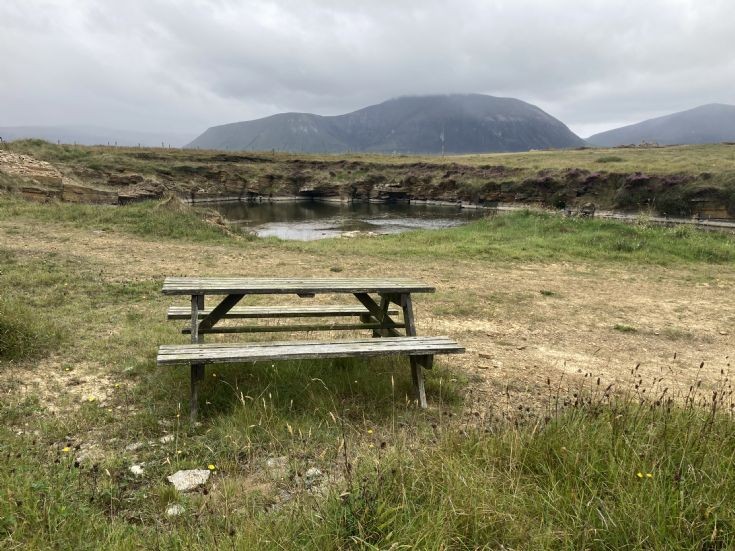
<box><xmin>3</xmin><ymin>219</ymin><xmax>734</xmax><ymax>416</ymax></box>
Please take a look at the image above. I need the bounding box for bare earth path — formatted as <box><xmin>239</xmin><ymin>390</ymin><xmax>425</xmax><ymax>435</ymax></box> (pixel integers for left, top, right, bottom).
<box><xmin>3</xmin><ymin>218</ymin><xmax>733</xmax><ymax>414</ymax></box>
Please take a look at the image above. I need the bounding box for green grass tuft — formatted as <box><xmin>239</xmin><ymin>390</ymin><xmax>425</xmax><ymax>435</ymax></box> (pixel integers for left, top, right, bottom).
<box><xmin>0</xmin><ymin>295</ymin><xmax>61</xmax><ymax>361</ymax></box>
<box><xmin>596</xmin><ymin>155</ymin><xmax>624</xmax><ymax>163</ymax></box>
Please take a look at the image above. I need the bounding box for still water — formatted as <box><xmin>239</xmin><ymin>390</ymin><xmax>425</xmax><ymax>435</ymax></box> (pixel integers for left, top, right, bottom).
<box><xmin>205</xmin><ymin>200</ymin><xmax>486</xmax><ymax>240</ymax></box>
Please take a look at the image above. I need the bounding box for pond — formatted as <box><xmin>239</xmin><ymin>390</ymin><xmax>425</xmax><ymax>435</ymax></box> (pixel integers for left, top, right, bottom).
<box><xmin>203</xmin><ymin>200</ymin><xmax>487</xmax><ymax>240</ymax></box>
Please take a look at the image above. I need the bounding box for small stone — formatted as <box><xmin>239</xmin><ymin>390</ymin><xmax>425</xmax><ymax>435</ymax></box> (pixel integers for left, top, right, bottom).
<box><xmin>167</xmin><ymin>469</ymin><xmax>210</xmax><ymax>492</ymax></box>
<box><xmin>265</xmin><ymin>456</ymin><xmax>289</xmax><ymax>480</ymax></box>
<box><xmin>125</xmin><ymin>442</ymin><xmax>144</xmax><ymax>452</ymax></box>
<box><xmin>165</xmin><ymin>504</ymin><xmax>185</xmax><ymax>517</ymax></box>
<box><xmin>478</xmin><ymin>353</ymin><xmax>492</xmax><ymax>359</ymax></box>
<box><xmin>304</xmin><ymin>467</ymin><xmax>323</xmax><ymax>489</ymax></box>
<box><xmin>73</xmin><ymin>445</ymin><xmax>98</xmax><ymax>466</ymax></box>
<box><xmin>130</xmin><ymin>464</ymin><xmax>145</xmax><ymax>476</ymax></box>
<box><xmin>266</xmin><ymin>456</ymin><xmax>288</xmax><ymax>469</ymax></box>
<box><xmin>159</xmin><ymin>434</ymin><xmax>175</xmax><ymax>444</ymax></box>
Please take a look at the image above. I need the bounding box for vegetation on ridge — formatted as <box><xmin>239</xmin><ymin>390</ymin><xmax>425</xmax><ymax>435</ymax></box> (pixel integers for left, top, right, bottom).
<box><xmin>4</xmin><ymin>139</ymin><xmax>735</xmax><ymax>217</ymax></box>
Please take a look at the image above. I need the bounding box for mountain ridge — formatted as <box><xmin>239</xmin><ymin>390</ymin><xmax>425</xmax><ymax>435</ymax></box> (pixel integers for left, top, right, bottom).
<box><xmin>586</xmin><ymin>104</ymin><xmax>735</xmax><ymax>146</ymax></box>
<box><xmin>187</xmin><ymin>94</ymin><xmax>585</xmax><ymax>154</ymax></box>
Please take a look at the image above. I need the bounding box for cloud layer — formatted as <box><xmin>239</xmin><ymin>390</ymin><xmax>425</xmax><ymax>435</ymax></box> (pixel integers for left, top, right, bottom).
<box><xmin>2</xmin><ymin>0</ymin><xmax>733</xmax><ymax>139</ymax></box>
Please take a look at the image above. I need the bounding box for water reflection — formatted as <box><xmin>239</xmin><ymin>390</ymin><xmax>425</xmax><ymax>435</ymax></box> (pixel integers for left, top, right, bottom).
<box><xmin>203</xmin><ymin>200</ymin><xmax>486</xmax><ymax>240</ymax></box>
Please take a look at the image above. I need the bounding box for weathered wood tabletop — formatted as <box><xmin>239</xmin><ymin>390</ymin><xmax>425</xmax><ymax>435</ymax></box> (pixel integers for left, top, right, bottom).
<box><xmin>162</xmin><ymin>277</ymin><xmax>435</xmax><ymax>295</ymax></box>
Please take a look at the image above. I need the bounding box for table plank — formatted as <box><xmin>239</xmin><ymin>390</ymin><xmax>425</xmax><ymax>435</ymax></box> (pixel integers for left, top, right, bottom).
<box><xmin>159</xmin><ymin>336</ymin><xmax>453</xmax><ymax>350</ymax></box>
<box><xmin>157</xmin><ymin>336</ymin><xmax>464</xmax><ymax>365</ymax></box>
<box><xmin>162</xmin><ymin>277</ymin><xmax>435</xmax><ymax>295</ymax></box>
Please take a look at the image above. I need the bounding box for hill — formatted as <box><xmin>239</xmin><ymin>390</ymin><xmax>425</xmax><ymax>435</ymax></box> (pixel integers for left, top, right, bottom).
<box><xmin>187</xmin><ymin>94</ymin><xmax>585</xmax><ymax>154</ymax></box>
<box><xmin>587</xmin><ymin>104</ymin><xmax>735</xmax><ymax>146</ymax></box>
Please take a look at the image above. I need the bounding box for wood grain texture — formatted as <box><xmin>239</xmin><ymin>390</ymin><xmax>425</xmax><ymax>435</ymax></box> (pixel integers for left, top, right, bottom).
<box><xmin>157</xmin><ymin>336</ymin><xmax>464</xmax><ymax>366</ymax></box>
<box><xmin>161</xmin><ymin>277</ymin><xmax>435</xmax><ymax>295</ymax></box>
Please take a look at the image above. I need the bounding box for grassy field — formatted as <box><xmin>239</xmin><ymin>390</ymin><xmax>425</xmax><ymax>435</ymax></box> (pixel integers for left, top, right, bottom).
<box><xmin>9</xmin><ymin>138</ymin><xmax>735</xmax><ymax>174</ymax></box>
<box><xmin>5</xmin><ymin>140</ymin><xmax>735</xmax><ymax>217</ymax></box>
<box><xmin>2</xmin><ymin>194</ymin><xmax>735</xmax><ymax>549</ymax></box>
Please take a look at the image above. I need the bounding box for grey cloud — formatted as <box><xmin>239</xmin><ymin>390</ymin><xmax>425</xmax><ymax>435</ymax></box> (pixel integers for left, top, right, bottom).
<box><xmin>1</xmin><ymin>0</ymin><xmax>733</xmax><ymax>139</ymax></box>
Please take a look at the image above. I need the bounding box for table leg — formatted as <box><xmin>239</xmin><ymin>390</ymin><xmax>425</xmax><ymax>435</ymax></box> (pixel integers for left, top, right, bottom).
<box><xmin>190</xmin><ymin>294</ymin><xmax>204</xmax><ymax>422</ymax></box>
<box><xmin>401</xmin><ymin>293</ymin><xmax>428</xmax><ymax>408</ymax></box>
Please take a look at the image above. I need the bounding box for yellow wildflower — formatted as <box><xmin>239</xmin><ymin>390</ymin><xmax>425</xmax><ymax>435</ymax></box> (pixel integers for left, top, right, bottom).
<box><xmin>636</xmin><ymin>472</ymin><xmax>643</xmax><ymax>478</ymax></box>
<box><xmin>208</xmin><ymin>464</ymin><xmax>216</xmax><ymax>470</ymax></box>
<box><xmin>62</xmin><ymin>447</ymin><xmax>71</xmax><ymax>453</ymax></box>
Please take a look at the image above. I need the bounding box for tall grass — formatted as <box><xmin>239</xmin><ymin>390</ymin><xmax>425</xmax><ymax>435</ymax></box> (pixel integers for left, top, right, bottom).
<box><xmin>3</xmin><ymin>373</ymin><xmax>734</xmax><ymax>549</ymax></box>
<box><xmin>0</xmin><ymin>196</ymin><xmax>237</xmax><ymax>242</ymax></box>
<box><xmin>0</xmin><ymin>295</ymin><xmax>60</xmax><ymax>361</ymax></box>
<box><xmin>301</xmin><ymin>396</ymin><xmax>735</xmax><ymax>549</ymax></box>
<box><xmin>295</xmin><ymin>210</ymin><xmax>735</xmax><ymax>265</ymax></box>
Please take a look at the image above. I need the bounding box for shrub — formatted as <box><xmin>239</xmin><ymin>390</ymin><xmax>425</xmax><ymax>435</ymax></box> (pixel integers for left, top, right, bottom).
<box><xmin>0</xmin><ymin>295</ymin><xmax>60</xmax><ymax>361</ymax></box>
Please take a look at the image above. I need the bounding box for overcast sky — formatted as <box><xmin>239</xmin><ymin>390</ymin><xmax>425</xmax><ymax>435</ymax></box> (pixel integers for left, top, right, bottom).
<box><xmin>2</xmin><ymin>0</ymin><xmax>734</xmax><ymax>140</ymax></box>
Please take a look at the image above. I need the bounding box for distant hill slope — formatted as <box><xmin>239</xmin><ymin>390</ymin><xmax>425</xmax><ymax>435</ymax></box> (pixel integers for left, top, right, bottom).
<box><xmin>0</xmin><ymin>126</ymin><xmax>193</xmax><ymax>148</ymax></box>
<box><xmin>187</xmin><ymin>94</ymin><xmax>585</xmax><ymax>154</ymax></box>
<box><xmin>587</xmin><ymin>104</ymin><xmax>735</xmax><ymax>146</ymax></box>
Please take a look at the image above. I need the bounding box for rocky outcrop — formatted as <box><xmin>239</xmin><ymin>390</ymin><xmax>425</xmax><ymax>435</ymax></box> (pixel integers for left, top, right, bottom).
<box><xmin>61</xmin><ymin>181</ymin><xmax>118</xmax><ymax>204</ymax></box>
<box><xmin>0</xmin><ymin>150</ymin><xmax>162</xmax><ymax>205</ymax></box>
<box><xmin>0</xmin><ymin>150</ymin><xmax>63</xmax><ymax>187</ymax></box>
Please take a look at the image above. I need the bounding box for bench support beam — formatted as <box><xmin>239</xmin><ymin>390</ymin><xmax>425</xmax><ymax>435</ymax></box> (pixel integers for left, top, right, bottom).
<box><xmin>354</xmin><ymin>293</ymin><xmax>401</xmax><ymax>337</ymax></box>
<box><xmin>198</xmin><ymin>293</ymin><xmax>245</xmax><ymax>332</ymax></box>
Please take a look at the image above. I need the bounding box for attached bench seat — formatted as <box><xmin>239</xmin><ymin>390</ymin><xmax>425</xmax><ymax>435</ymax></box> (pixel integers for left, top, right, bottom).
<box><xmin>167</xmin><ymin>305</ymin><xmax>399</xmax><ymax>320</ymax></box>
<box><xmin>157</xmin><ymin>336</ymin><xmax>464</xmax><ymax>366</ymax></box>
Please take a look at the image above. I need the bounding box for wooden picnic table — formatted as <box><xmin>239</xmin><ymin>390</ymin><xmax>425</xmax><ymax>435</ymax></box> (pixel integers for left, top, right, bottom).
<box><xmin>159</xmin><ymin>277</ymin><xmax>463</xmax><ymax>420</ymax></box>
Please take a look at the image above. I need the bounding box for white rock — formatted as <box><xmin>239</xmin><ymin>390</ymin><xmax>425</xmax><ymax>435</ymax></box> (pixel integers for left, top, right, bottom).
<box><xmin>265</xmin><ymin>456</ymin><xmax>289</xmax><ymax>480</ymax></box>
<box><xmin>165</xmin><ymin>504</ymin><xmax>185</xmax><ymax>517</ymax></box>
<box><xmin>167</xmin><ymin>469</ymin><xmax>210</xmax><ymax>492</ymax></box>
<box><xmin>159</xmin><ymin>434</ymin><xmax>175</xmax><ymax>444</ymax></box>
<box><xmin>130</xmin><ymin>464</ymin><xmax>145</xmax><ymax>476</ymax></box>
<box><xmin>266</xmin><ymin>456</ymin><xmax>288</xmax><ymax>469</ymax></box>
<box><xmin>304</xmin><ymin>467</ymin><xmax>323</xmax><ymax>489</ymax></box>
<box><xmin>125</xmin><ymin>442</ymin><xmax>144</xmax><ymax>452</ymax></box>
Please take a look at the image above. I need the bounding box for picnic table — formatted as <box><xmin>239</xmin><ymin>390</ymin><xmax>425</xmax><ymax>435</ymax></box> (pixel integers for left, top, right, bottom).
<box><xmin>157</xmin><ymin>277</ymin><xmax>464</xmax><ymax>420</ymax></box>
